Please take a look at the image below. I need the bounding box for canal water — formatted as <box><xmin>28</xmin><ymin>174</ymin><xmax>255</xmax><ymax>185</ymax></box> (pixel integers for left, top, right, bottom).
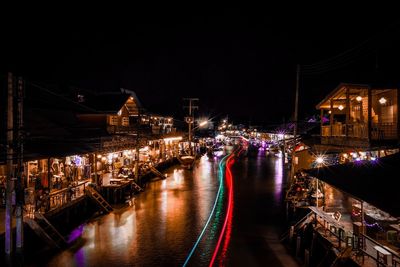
<box><xmin>29</xmin><ymin>151</ymin><xmax>298</xmax><ymax>267</ymax></box>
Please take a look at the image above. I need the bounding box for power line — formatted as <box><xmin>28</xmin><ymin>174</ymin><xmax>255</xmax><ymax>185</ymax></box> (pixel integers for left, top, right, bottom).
<box><xmin>300</xmin><ymin>20</ymin><xmax>400</xmax><ymax>75</ymax></box>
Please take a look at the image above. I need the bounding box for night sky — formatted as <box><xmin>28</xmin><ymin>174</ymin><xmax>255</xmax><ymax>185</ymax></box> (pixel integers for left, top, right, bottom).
<box><xmin>3</xmin><ymin>7</ymin><xmax>400</xmax><ymax>125</ymax></box>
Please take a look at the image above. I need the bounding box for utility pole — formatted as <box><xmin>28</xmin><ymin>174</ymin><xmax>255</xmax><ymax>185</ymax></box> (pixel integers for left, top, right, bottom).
<box><xmin>134</xmin><ymin>108</ymin><xmax>141</xmax><ymax>183</ymax></box>
<box><xmin>5</xmin><ymin>72</ymin><xmax>14</xmax><ymax>255</ymax></box>
<box><xmin>183</xmin><ymin>98</ymin><xmax>198</xmax><ymax>156</ymax></box>
<box><xmin>16</xmin><ymin>76</ymin><xmax>24</xmax><ymax>251</ymax></box>
<box><xmin>290</xmin><ymin>65</ymin><xmax>300</xmax><ymax>181</ymax></box>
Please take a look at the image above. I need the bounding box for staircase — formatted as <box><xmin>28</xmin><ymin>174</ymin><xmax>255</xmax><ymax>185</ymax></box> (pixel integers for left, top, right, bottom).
<box><xmin>149</xmin><ymin>166</ymin><xmax>166</xmax><ymax>179</ymax></box>
<box><xmin>331</xmin><ymin>246</ymin><xmax>353</xmax><ymax>266</ymax></box>
<box><xmin>131</xmin><ymin>180</ymin><xmax>144</xmax><ymax>193</ymax></box>
<box><xmin>280</xmin><ymin>211</ymin><xmax>313</xmax><ymax>242</ymax></box>
<box><xmin>85</xmin><ymin>186</ymin><xmax>113</xmax><ymax>213</ymax></box>
<box><xmin>25</xmin><ymin>212</ymin><xmax>67</xmax><ymax>249</ymax></box>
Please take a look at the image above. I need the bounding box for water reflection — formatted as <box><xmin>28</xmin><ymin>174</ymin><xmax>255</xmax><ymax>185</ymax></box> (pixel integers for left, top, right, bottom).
<box><xmin>35</xmin><ymin>151</ymin><xmax>294</xmax><ymax>267</ymax></box>
<box><xmin>274</xmin><ymin>156</ymin><xmax>283</xmax><ymax>204</ymax></box>
<box><xmin>45</xmin><ymin>156</ymin><xmax>219</xmax><ymax>267</ymax></box>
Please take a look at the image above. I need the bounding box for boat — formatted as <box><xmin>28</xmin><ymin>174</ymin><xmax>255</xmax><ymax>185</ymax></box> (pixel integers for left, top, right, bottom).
<box><xmin>178</xmin><ymin>154</ymin><xmax>196</xmax><ymax>169</ymax></box>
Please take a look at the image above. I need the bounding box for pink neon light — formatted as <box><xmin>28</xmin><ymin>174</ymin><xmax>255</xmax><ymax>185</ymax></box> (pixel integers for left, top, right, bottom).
<box><xmin>209</xmin><ymin>154</ymin><xmax>235</xmax><ymax>267</ymax></box>
<box><xmin>219</xmin><ymin>160</ymin><xmax>234</xmax><ymax>266</ymax></box>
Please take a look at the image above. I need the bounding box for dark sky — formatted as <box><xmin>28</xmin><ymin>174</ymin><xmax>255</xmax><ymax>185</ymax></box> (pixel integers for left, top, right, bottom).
<box><xmin>3</xmin><ymin>6</ymin><xmax>400</xmax><ymax>125</ymax></box>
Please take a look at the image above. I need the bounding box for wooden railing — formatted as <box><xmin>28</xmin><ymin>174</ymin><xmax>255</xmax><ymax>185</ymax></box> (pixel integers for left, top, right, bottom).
<box><xmin>48</xmin><ymin>180</ymin><xmax>89</xmax><ymax>211</ymax></box>
<box><xmin>348</xmin><ymin>123</ymin><xmax>368</xmax><ymax>138</ymax></box>
<box><xmin>321</xmin><ymin>124</ymin><xmax>346</xmax><ymax>137</ymax></box>
<box><xmin>371</xmin><ymin>123</ymin><xmax>398</xmax><ymax>140</ymax></box>
<box><xmin>321</xmin><ymin>123</ymin><xmax>368</xmax><ymax>139</ymax></box>
<box><xmin>321</xmin><ymin>125</ymin><xmax>331</xmax><ymax>137</ymax></box>
<box><xmin>360</xmin><ymin>233</ymin><xmax>400</xmax><ymax>267</ymax></box>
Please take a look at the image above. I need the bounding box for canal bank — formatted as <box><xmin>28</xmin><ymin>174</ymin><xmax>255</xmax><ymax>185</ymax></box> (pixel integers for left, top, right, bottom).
<box><xmin>10</xmin><ymin>150</ymin><xmax>300</xmax><ymax>266</ymax></box>
<box><xmin>0</xmin><ymin>158</ymin><xmax>179</xmax><ymax>266</ymax></box>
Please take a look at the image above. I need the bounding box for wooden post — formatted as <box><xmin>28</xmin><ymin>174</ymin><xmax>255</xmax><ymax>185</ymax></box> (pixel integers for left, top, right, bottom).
<box><xmin>93</xmin><ymin>153</ymin><xmax>98</xmax><ymax>185</ymax></box>
<box><xmin>289</xmin><ymin>225</ymin><xmax>294</xmax><ymax>242</ymax></box>
<box><xmin>330</xmin><ymin>99</ymin><xmax>334</xmax><ymax>137</ymax></box>
<box><xmin>361</xmin><ymin>201</ymin><xmax>365</xmax><ymax>235</ymax></box>
<box><xmin>304</xmin><ymin>249</ymin><xmax>310</xmax><ymax>267</ymax></box>
<box><xmin>345</xmin><ymin>87</ymin><xmax>350</xmax><ymax>137</ymax></box>
<box><xmin>135</xmin><ymin>109</ymin><xmax>141</xmax><ymax>183</ymax></box>
<box><xmin>368</xmin><ymin>87</ymin><xmax>372</xmax><ymax>141</ymax></box>
<box><xmin>290</xmin><ymin>65</ymin><xmax>300</xmax><ymax>181</ymax></box>
<box><xmin>320</xmin><ymin>109</ymin><xmax>324</xmax><ymax>131</ymax></box>
<box><xmin>48</xmin><ymin>158</ymin><xmax>52</xmax><ymax>190</ymax></box>
<box><xmin>397</xmin><ymin>89</ymin><xmax>400</xmax><ymax>140</ymax></box>
<box><xmin>5</xmin><ymin>72</ymin><xmax>14</xmax><ymax>255</ymax></box>
<box><xmin>16</xmin><ymin>76</ymin><xmax>24</xmax><ymax>250</ymax></box>
<box><xmin>311</xmin><ymin>232</ymin><xmax>316</xmax><ymax>256</ymax></box>
<box><xmin>296</xmin><ymin>236</ymin><xmax>301</xmax><ymax>258</ymax></box>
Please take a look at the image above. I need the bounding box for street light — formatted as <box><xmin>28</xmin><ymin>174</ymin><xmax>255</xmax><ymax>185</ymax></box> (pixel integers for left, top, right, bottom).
<box><xmin>192</xmin><ymin>120</ymin><xmax>209</xmax><ymax>132</ymax></box>
<box><xmin>315</xmin><ymin>156</ymin><xmax>324</xmax><ymax>165</ymax></box>
<box><xmin>199</xmin><ymin>120</ymin><xmax>208</xmax><ymax>127</ymax></box>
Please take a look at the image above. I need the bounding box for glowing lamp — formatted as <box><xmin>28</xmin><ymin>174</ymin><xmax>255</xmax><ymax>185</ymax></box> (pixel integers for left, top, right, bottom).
<box><xmin>379</xmin><ymin>97</ymin><xmax>387</xmax><ymax>105</ymax></box>
<box><xmin>356</xmin><ymin>96</ymin><xmax>362</xmax><ymax>102</ymax></box>
<box><xmin>316</xmin><ymin>157</ymin><xmax>324</xmax><ymax>164</ymax></box>
<box><xmin>338</xmin><ymin>105</ymin><xmax>344</xmax><ymax>110</ymax></box>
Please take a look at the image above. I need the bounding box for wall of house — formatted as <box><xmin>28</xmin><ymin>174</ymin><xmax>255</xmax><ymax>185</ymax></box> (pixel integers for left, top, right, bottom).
<box><xmin>77</xmin><ymin>114</ymin><xmax>107</xmax><ymax>126</ymax></box>
<box><xmin>103</xmin><ymin>106</ymin><xmax>131</xmax><ymax>127</ymax></box>
<box><xmin>371</xmin><ymin>89</ymin><xmax>398</xmax><ymax>139</ymax></box>
<box><xmin>294</xmin><ymin>149</ymin><xmax>314</xmax><ymax>173</ymax></box>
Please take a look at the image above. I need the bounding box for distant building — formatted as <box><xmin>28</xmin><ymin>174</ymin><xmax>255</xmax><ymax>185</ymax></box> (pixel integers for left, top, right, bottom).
<box><xmin>76</xmin><ymin>91</ymin><xmax>142</xmax><ymax>135</ymax></box>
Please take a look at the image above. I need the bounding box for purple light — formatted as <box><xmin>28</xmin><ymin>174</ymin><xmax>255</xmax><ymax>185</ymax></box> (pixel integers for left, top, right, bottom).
<box><xmin>74</xmin><ymin>248</ymin><xmax>86</xmax><ymax>267</ymax></box>
<box><xmin>68</xmin><ymin>224</ymin><xmax>84</xmax><ymax>244</ymax></box>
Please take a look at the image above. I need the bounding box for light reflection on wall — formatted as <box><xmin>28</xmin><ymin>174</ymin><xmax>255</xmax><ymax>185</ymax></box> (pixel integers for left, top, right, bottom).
<box><xmin>274</xmin><ymin>156</ymin><xmax>283</xmax><ymax>204</ymax></box>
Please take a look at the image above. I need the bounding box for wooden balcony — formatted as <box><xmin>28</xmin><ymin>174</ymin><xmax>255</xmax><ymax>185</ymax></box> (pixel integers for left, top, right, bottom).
<box><xmin>321</xmin><ymin>123</ymin><xmax>368</xmax><ymax>139</ymax></box>
<box><xmin>321</xmin><ymin>122</ymin><xmax>398</xmax><ymax>147</ymax></box>
<box><xmin>371</xmin><ymin>123</ymin><xmax>398</xmax><ymax>140</ymax></box>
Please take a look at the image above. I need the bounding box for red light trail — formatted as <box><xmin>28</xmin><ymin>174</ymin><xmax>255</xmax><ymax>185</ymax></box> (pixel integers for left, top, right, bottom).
<box><xmin>209</xmin><ymin>152</ymin><xmax>236</xmax><ymax>267</ymax></box>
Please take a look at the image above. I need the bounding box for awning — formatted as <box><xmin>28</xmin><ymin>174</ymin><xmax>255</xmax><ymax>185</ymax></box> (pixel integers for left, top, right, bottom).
<box><xmin>305</xmin><ymin>153</ymin><xmax>400</xmax><ymax>217</ymax></box>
